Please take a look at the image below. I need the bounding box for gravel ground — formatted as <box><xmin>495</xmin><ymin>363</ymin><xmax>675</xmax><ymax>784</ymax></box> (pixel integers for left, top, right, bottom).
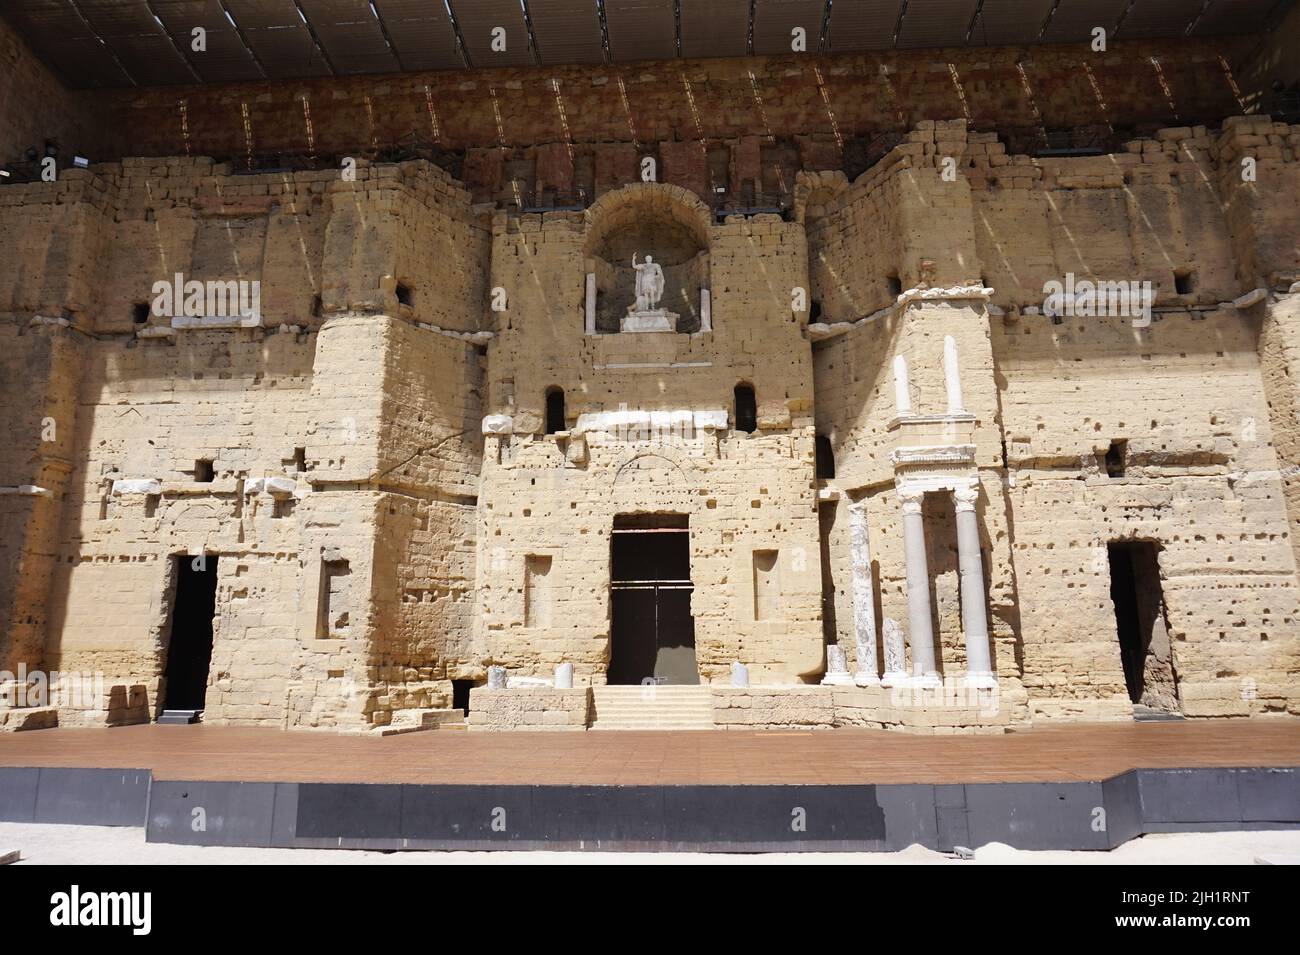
<box><xmin>2</xmin><ymin>822</ymin><xmax>1298</xmax><ymax>864</ymax></box>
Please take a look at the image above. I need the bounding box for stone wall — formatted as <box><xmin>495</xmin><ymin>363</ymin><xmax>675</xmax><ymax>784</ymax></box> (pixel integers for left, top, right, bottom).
<box><xmin>2</xmin><ymin>102</ymin><xmax>1299</xmax><ymax>732</ymax></box>
<box><xmin>0</xmin><ymin>17</ymin><xmax>101</xmax><ymax>173</ymax></box>
<box><xmin>70</xmin><ymin>37</ymin><xmax>1259</xmax><ymax>206</ymax></box>
<box><xmin>468</xmin><ymin>685</ymin><xmax>591</xmax><ymax>731</ymax></box>
<box><xmin>474</xmin><ymin>182</ymin><xmax>824</xmax><ymax>684</ymax></box>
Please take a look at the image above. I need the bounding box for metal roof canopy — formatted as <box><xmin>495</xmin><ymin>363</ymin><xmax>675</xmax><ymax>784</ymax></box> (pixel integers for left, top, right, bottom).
<box><xmin>1</xmin><ymin>0</ymin><xmax>1292</xmax><ymax>89</ymax></box>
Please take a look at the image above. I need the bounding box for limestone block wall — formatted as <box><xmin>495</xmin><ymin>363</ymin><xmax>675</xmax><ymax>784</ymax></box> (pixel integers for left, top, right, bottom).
<box><xmin>971</xmin><ymin>126</ymin><xmax>1258</xmax><ymax>310</ymax></box>
<box><xmin>321</xmin><ymin>161</ymin><xmax>490</xmax><ymax>332</ymax></box>
<box><xmin>2</xmin><ymin>102</ymin><xmax>1299</xmax><ymax>733</ymax></box>
<box><xmin>476</xmin><ymin>181</ymin><xmax>823</xmax><ymax>684</ymax></box>
<box><xmin>366</xmin><ymin>318</ymin><xmax>482</xmax><ymax>722</ymax></box>
<box><xmin>475</xmin><ymin>425</ymin><xmax>824</xmax><ymax>683</ymax></box>
<box><xmin>815</xmin><ymin>302</ymin><xmax>1021</xmax><ymax>687</ymax></box>
<box><xmin>0</xmin><ymin>152</ymin><xmax>489</xmax><ymax>730</ymax></box>
<box><xmin>996</xmin><ymin>307</ymin><xmax>1300</xmax><ymax>719</ymax></box>
<box><xmin>1260</xmin><ymin>293</ymin><xmax>1300</xmax><ymax>574</ymax></box>
<box><xmin>77</xmin><ymin>159</ymin><xmax>333</xmax><ymax>336</ymax></box>
<box><xmin>467</xmin><ymin>686</ymin><xmax>591</xmax><ymax>731</ymax></box>
<box><xmin>0</xmin><ymin>324</ymin><xmax>85</xmax><ymax>673</ymax></box>
<box><xmin>40</xmin><ymin>327</ymin><xmax>317</xmax><ymax>724</ymax></box>
<box><xmin>302</xmin><ymin>314</ymin><xmax>482</xmax><ymax>727</ymax></box>
<box><xmin>487</xmin><ymin>183</ymin><xmax>812</xmax><ymax>432</ymax></box>
<box><xmin>0</xmin><ymin>172</ymin><xmax>115</xmax><ymax>324</ymax></box>
<box><xmin>806</xmin><ymin>119</ymin><xmax>978</xmax><ymax>323</ymax></box>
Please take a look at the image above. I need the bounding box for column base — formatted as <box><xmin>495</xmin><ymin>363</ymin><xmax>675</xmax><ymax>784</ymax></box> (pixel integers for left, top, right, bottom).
<box><xmin>964</xmin><ymin>671</ymin><xmax>997</xmax><ymax>689</ymax></box>
<box><xmin>821</xmin><ymin>673</ymin><xmax>855</xmax><ymax>686</ymax></box>
<box><xmin>910</xmin><ymin>672</ymin><xmax>943</xmax><ymax>689</ymax></box>
<box><xmin>879</xmin><ymin>670</ymin><xmax>909</xmax><ymax>688</ymax></box>
<box><xmin>853</xmin><ymin>671</ymin><xmax>881</xmax><ymax>687</ymax></box>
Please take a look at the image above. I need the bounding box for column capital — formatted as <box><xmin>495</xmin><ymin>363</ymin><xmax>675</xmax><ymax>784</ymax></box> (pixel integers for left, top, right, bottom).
<box><xmin>953</xmin><ymin>485</ymin><xmax>979</xmax><ymax>513</ymax></box>
<box><xmin>898</xmin><ymin>487</ymin><xmax>925</xmax><ymax>514</ymax></box>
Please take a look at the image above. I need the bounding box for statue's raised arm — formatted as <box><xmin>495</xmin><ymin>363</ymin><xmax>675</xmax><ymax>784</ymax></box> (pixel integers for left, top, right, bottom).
<box><xmin>632</xmin><ymin>252</ymin><xmax>642</xmax><ymax>271</ymax></box>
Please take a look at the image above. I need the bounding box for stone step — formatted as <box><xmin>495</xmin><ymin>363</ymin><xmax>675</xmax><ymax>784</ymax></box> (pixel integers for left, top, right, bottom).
<box><xmin>589</xmin><ymin>723</ymin><xmax>714</xmax><ymax>731</ymax></box>
<box><xmin>591</xmin><ymin>685</ymin><xmax>714</xmax><ymax>729</ymax></box>
<box><xmin>157</xmin><ymin>709</ymin><xmax>201</xmax><ymax>725</ymax></box>
<box><xmin>375</xmin><ymin>707</ymin><xmax>467</xmax><ymax>736</ymax></box>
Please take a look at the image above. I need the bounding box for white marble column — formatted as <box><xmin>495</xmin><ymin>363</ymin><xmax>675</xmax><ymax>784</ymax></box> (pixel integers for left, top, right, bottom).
<box><xmin>943</xmin><ymin>335</ymin><xmax>966</xmax><ymax>414</ymax></box>
<box><xmin>893</xmin><ymin>355</ymin><xmax>912</xmax><ymax>415</ymax></box>
<box><xmin>700</xmin><ymin>288</ymin><xmax>712</xmax><ymax>332</ymax></box>
<box><xmin>899</xmin><ymin>487</ymin><xmax>940</xmax><ymax>687</ymax></box>
<box><xmin>954</xmin><ymin>485</ymin><xmax>995</xmax><ymax>687</ymax></box>
<box><xmin>849</xmin><ymin>501</ymin><xmax>879</xmax><ymax>685</ymax></box>
<box><xmin>584</xmin><ymin>273</ymin><xmax>597</xmax><ymax>335</ymax></box>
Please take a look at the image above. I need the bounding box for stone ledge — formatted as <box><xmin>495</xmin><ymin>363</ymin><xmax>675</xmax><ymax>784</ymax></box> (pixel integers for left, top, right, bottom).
<box><xmin>467</xmin><ymin>686</ymin><xmax>592</xmax><ymax>731</ymax></box>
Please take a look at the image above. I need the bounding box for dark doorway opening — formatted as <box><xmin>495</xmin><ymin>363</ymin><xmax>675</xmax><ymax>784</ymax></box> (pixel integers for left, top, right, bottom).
<box><xmin>1108</xmin><ymin>541</ymin><xmax>1180</xmax><ymax>713</ymax></box>
<box><xmin>815</xmin><ymin>434</ymin><xmax>835</xmax><ymax>478</ymax></box>
<box><xmin>545</xmin><ymin>387</ymin><xmax>566</xmax><ymax>434</ymax></box>
<box><xmin>609</xmin><ymin>514</ymin><xmax>698</xmax><ymax>685</ymax></box>
<box><xmin>163</xmin><ymin>555</ymin><xmax>218</xmax><ymax>713</ymax></box>
<box><xmin>734</xmin><ymin>384</ymin><xmax>757</xmax><ymax>434</ymax></box>
<box><xmin>1105</xmin><ymin>439</ymin><xmax>1127</xmax><ymax>478</ymax></box>
<box><xmin>452</xmin><ymin>679</ymin><xmax>475</xmax><ymax>714</ymax></box>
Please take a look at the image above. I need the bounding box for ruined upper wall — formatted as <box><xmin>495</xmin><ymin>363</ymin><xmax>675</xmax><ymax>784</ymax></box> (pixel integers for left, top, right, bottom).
<box><xmin>69</xmin><ymin>38</ymin><xmax>1259</xmax><ymax>203</ymax></box>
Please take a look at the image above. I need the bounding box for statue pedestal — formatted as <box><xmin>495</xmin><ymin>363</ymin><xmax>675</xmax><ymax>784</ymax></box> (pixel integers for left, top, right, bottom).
<box><xmin>621</xmin><ymin>309</ymin><xmax>677</xmax><ymax>333</ymax></box>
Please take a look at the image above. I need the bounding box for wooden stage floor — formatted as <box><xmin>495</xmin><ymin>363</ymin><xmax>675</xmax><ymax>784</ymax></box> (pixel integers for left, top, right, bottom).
<box><xmin>1</xmin><ymin>720</ymin><xmax>1298</xmax><ymax>785</ymax></box>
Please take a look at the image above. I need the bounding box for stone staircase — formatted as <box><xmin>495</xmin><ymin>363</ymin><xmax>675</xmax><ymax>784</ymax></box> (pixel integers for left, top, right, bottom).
<box><xmin>590</xmin><ymin>685</ymin><xmax>715</xmax><ymax>730</ymax></box>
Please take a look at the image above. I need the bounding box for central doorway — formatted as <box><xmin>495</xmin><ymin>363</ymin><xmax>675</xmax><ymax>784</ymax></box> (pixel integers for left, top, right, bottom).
<box><xmin>609</xmin><ymin>514</ymin><xmax>699</xmax><ymax>685</ymax></box>
<box><xmin>162</xmin><ymin>555</ymin><xmax>218</xmax><ymax>713</ymax></box>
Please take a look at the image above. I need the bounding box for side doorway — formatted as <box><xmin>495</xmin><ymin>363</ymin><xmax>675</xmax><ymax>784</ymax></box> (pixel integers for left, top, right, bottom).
<box><xmin>161</xmin><ymin>554</ymin><xmax>218</xmax><ymax>717</ymax></box>
<box><xmin>1108</xmin><ymin>541</ymin><xmax>1181</xmax><ymax>716</ymax></box>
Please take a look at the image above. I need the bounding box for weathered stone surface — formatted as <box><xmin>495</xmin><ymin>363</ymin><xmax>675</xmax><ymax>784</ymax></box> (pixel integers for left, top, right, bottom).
<box><xmin>0</xmin><ymin>8</ymin><xmax>1297</xmax><ymax>734</ymax></box>
<box><xmin>467</xmin><ymin>686</ymin><xmax>591</xmax><ymax>731</ymax></box>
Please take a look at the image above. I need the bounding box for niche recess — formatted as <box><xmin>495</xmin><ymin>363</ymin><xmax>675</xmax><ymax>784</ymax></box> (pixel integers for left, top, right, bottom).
<box><xmin>583</xmin><ymin>185</ymin><xmax>711</xmax><ymax>333</ymax></box>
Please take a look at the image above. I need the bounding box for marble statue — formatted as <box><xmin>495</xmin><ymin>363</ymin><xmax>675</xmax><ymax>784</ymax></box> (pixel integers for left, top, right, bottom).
<box><xmin>632</xmin><ymin>253</ymin><xmax>665</xmax><ymax>311</ymax></box>
<box><xmin>622</xmin><ymin>251</ymin><xmax>677</xmax><ymax>333</ymax></box>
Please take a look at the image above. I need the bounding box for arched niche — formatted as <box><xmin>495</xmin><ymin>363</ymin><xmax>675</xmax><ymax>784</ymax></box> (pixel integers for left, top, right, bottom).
<box><xmin>583</xmin><ymin>183</ymin><xmax>712</xmax><ymax>334</ymax></box>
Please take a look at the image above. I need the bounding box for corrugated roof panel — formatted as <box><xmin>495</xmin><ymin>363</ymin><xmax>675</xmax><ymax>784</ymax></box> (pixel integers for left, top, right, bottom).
<box><xmin>1041</xmin><ymin>0</ymin><xmax>1130</xmax><ymax>43</ymax></box>
<box><xmin>604</xmin><ymin>0</ymin><xmax>677</xmax><ymax>62</ymax></box>
<box><xmin>33</xmin><ymin>37</ymin><xmax>135</xmax><ymax>87</ymax></box>
<box><xmin>181</xmin><ymin>29</ymin><xmax>265</xmax><ymax>82</ymax></box>
<box><xmin>301</xmin><ymin>0</ymin><xmax>399</xmax><ymax>74</ymax></box>
<box><xmin>106</xmin><ymin>33</ymin><xmax>198</xmax><ymax>84</ymax></box>
<box><xmin>680</xmin><ymin>0</ymin><xmax>750</xmax><ymax>59</ymax></box>
<box><xmin>75</xmin><ymin>0</ymin><xmax>166</xmax><ymax>38</ymax></box>
<box><xmin>449</xmin><ymin>0</ymin><xmax>535</xmax><ymax>67</ymax></box>
<box><xmin>4</xmin><ymin>0</ymin><xmax>97</xmax><ymax>41</ymax></box>
<box><xmin>752</xmin><ymin>0</ymin><xmax>827</xmax><ymax>56</ymax></box>
<box><xmin>896</xmin><ymin>0</ymin><xmax>979</xmax><ymax>49</ymax></box>
<box><xmin>1116</xmin><ymin>0</ymin><xmax>1204</xmax><ymax>39</ymax></box>
<box><xmin>529</xmin><ymin>0</ymin><xmax>606</xmax><ymax>65</ymax></box>
<box><xmin>314</xmin><ymin>23</ymin><xmax>399</xmax><ymax>74</ymax></box>
<box><xmin>242</xmin><ymin>24</ymin><xmax>332</xmax><ymax>77</ymax></box>
<box><xmin>372</xmin><ymin>0</ymin><xmax>464</xmax><ymax>70</ymax></box>
<box><xmin>1190</xmin><ymin>0</ymin><xmax>1278</xmax><ymax>36</ymax></box>
<box><xmin>223</xmin><ymin>0</ymin><xmax>305</xmax><ymax>30</ymax></box>
<box><xmin>824</xmin><ymin>0</ymin><xmax>903</xmax><ymax>52</ymax></box>
<box><xmin>969</xmin><ymin>0</ymin><xmax>1055</xmax><ymax>45</ymax></box>
<box><xmin>151</xmin><ymin>0</ymin><xmax>237</xmax><ymax>34</ymax></box>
